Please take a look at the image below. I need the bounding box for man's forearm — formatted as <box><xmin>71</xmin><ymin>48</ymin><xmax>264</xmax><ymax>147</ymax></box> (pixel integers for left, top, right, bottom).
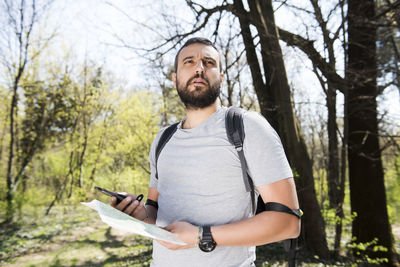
<box><xmin>156</xmin><ymin>210</ymin><xmax>300</xmax><ymax>250</ymax></box>
<box><xmin>211</xmin><ymin>211</ymin><xmax>300</xmax><ymax>247</ymax></box>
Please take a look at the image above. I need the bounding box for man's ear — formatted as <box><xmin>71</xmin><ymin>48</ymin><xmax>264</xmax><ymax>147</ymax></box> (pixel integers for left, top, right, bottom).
<box><xmin>219</xmin><ymin>73</ymin><xmax>224</xmax><ymax>86</ymax></box>
<box><xmin>172</xmin><ymin>72</ymin><xmax>177</xmax><ymax>88</ymax></box>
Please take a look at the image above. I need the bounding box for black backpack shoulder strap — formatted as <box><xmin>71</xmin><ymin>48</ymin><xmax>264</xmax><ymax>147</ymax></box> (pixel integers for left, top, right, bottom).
<box><xmin>226</xmin><ymin>107</ymin><xmax>301</xmax><ymax>267</ymax></box>
<box><xmin>155</xmin><ymin>122</ymin><xmax>179</xmax><ymax>179</ymax></box>
<box><xmin>225</xmin><ymin>107</ymin><xmax>256</xmax><ymax>213</ymax></box>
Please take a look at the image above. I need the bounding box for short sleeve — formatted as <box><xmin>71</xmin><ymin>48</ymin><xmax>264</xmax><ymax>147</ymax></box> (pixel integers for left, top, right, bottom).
<box><xmin>242</xmin><ymin>111</ymin><xmax>293</xmax><ymax>187</ymax></box>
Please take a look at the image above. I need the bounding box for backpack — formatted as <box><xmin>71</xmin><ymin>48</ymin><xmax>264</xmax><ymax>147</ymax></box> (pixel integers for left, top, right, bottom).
<box><xmin>155</xmin><ymin>106</ymin><xmax>301</xmax><ymax>267</ymax></box>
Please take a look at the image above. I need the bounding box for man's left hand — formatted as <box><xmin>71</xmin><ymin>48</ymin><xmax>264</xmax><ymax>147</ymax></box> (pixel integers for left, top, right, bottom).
<box><xmin>157</xmin><ymin>222</ymin><xmax>198</xmax><ymax>250</ymax></box>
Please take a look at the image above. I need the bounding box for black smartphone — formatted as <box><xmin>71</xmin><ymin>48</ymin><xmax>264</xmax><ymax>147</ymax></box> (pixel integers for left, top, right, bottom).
<box><xmin>94</xmin><ymin>186</ymin><xmax>143</xmax><ymax>204</ymax></box>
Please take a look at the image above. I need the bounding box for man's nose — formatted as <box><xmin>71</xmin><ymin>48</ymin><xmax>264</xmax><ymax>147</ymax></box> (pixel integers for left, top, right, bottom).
<box><xmin>195</xmin><ymin>61</ymin><xmax>205</xmax><ymax>73</ymax></box>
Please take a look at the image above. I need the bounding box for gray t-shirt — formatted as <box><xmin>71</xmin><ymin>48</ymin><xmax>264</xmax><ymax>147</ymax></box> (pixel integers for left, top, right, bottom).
<box><xmin>148</xmin><ymin>107</ymin><xmax>293</xmax><ymax>267</ymax></box>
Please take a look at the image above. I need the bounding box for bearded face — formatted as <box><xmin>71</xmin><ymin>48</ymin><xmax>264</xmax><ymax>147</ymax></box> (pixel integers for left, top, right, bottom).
<box><xmin>173</xmin><ymin>43</ymin><xmax>223</xmax><ymax>110</ymax></box>
<box><xmin>176</xmin><ymin>72</ymin><xmax>220</xmax><ymax>109</ymax></box>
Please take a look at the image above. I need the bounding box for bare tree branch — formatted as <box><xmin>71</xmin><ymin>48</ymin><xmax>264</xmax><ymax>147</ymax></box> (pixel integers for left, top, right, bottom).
<box><xmin>105</xmin><ymin>1</ymin><xmax>167</xmax><ymax>40</ymax></box>
<box><xmin>277</xmin><ymin>27</ymin><xmax>346</xmax><ymax>92</ymax></box>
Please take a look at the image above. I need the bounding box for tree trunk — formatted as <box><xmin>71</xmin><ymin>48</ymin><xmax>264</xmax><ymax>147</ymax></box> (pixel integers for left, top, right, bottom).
<box><xmin>5</xmin><ymin>65</ymin><xmax>26</xmax><ymax>222</ymax></box>
<box><xmin>233</xmin><ymin>0</ymin><xmax>275</xmax><ymax>126</ymax></box>
<box><xmin>326</xmin><ymin>84</ymin><xmax>340</xmax><ymax>210</ymax></box>
<box><xmin>233</xmin><ymin>0</ymin><xmax>330</xmax><ymax>258</ymax></box>
<box><xmin>334</xmin><ymin>82</ymin><xmax>348</xmax><ymax>258</ymax></box>
<box><xmin>347</xmin><ymin>0</ymin><xmax>396</xmax><ymax>264</ymax></box>
<box><xmin>5</xmin><ymin>85</ymin><xmax>18</xmax><ymax>222</ymax></box>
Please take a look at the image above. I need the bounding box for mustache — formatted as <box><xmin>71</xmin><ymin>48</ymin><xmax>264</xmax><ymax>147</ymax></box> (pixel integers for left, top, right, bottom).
<box><xmin>186</xmin><ymin>73</ymin><xmax>210</xmax><ymax>87</ymax></box>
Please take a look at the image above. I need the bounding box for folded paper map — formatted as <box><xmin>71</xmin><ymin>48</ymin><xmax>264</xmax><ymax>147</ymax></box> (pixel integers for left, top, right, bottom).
<box><xmin>81</xmin><ymin>200</ymin><xmax>185</xmax><ymax>245</ymax></box>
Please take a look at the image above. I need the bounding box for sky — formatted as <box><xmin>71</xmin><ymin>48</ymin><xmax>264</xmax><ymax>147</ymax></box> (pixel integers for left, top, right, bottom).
<box><xmin>16</xmin><ymin>0</ymin><xmax>400</xmax><ymax>132</ymax></box>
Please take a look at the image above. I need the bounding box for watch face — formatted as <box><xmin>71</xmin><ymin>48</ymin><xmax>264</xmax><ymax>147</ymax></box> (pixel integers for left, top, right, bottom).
<box><xmin>199</xmin><ymin>240</ymin><xmax>216</xmax><ymax>252</ymax></box>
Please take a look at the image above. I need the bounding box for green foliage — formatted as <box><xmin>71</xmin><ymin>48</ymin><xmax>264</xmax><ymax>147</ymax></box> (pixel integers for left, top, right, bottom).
<box><xmin>90</xmin><ymin>90</ymin><xmax>161</xmax><ymax>197</ymax></box>
<box><xmin>18</xmin><ymin>76</ymin><xmax>79</xmax><ymax>163</ymax></box>
<box><xmin>0</xmin><ymin>86</ymin><xmax>8</xmax><ymax>195</ymax></box>
<box><xmin>385</xmin><ymin>155</ymin><xmax>400</xmax><ymax>223</ymax></box>
<box><xmin>0</xmin><ymin>52</ymin><xmax>171</xmax><ymax>218</ymax></box>
<box><xmin>157</xmin><ymin>66</ymin><xmax>185</xmax><ymax>126</ymax></box>
<box><xmin>347</xmin><ymin>238</ymin><xmax>389</xmax><ymax>265</ymax></box>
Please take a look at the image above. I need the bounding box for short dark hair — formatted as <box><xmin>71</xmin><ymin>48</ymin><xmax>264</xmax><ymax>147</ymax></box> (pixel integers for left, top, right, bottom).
<box><xmin>174</xmin><ymin>37</ymin><xmax>222</xmax><ymax>73</ymax></box>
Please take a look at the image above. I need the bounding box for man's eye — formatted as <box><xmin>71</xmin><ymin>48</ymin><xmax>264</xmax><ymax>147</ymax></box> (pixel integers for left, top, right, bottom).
<box><xmin>184</xmin><ymin>60</ymin><xmax>194</xmax><ymax>64</ymax></box>
<box><xmin>205</xmin><ymin>61</ymin><xmax>215</xmax><ymax>66</ymax></box>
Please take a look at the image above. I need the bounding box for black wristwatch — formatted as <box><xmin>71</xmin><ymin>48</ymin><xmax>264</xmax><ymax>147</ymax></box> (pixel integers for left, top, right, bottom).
<box><xmin>198</xmin><ymin>226</ymin><xmax>216</xmax><ymax>252</ymax></box>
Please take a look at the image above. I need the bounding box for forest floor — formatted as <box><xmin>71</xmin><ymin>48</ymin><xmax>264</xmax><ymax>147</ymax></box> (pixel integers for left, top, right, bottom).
<box><xmin>0</xmin><ymin>204</ymin><xmax>399</xmax><ymax>267</ymax></box>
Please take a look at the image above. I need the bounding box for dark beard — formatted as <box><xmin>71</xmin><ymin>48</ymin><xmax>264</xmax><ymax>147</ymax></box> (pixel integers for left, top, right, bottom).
<box><xmin>176</xmin><ymin>73</ymin><xmax>220</xmax><ymax>109</ymax></box>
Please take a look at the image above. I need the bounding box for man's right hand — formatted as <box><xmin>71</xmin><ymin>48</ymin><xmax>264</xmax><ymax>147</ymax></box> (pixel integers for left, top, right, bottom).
<box><xmin>110</xmin><ymin>193</ymin><xmax>148</xmax><ymax>221</ymax></box>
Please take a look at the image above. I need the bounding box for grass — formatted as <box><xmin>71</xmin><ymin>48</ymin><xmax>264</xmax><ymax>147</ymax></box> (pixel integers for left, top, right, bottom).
<box><xmin>0</xmin><ymin>204</ymin><xmax>398</xmax><ymax>266</ymax></box>
<box><xmin>0</xmin><ymin>205</ymin><xmax>152</xmax><ymax>267</ymax></box>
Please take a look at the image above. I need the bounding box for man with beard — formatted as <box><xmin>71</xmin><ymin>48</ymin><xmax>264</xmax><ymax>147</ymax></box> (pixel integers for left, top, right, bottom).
<box><xmin>111</xmin><ymin>37</ymin><xmax>300</xmax><ymax>267</ymax></box>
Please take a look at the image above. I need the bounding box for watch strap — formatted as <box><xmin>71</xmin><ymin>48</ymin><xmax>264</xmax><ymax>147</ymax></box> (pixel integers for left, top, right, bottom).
<box><xmin>198</xmin><ymin>225</ymin><xmax>216</xmax><ymax>252</ymax></box>
<box><xmin>145</xmin><ymin>199</ymin><xmax>158</xmax><ymax>209</ymax></box>
<box><xmin>202</xmin><ymin>226</ymin><xmax>213</xmax><ymax>242</ymax></box>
